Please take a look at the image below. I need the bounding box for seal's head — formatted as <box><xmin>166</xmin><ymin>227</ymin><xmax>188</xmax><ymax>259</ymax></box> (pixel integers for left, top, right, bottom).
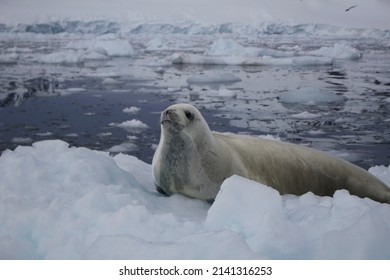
<box><xmin>160</xmin><ymin>104</ymin><xmax>199</xmax><ymax>134</ymax></box>
<box><xmin>153</xmin><ymin>104</ymin><xmax>216</xmax><ymax>198</ymax></box>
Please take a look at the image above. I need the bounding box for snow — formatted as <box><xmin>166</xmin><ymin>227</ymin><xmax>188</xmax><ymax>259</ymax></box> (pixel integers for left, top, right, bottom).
<box><xmin>0</xmin><ymin>140</ymin><xmax>389</xmax><ymax>259</ymax></box>
<box><xmin>84</xmin><ymin>231</ymin><xmax>258</xmax><ymax>260</ymax></box>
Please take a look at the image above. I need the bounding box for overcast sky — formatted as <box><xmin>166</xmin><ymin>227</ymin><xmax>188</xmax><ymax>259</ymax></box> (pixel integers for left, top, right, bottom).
<box><xmin>0</xmin><ymin>0</ymin><xmax>389</xmax><ymax>29</ymax></box>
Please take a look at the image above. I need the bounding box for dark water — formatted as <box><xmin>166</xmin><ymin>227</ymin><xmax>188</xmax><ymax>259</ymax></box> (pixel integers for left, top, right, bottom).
<box><xmin>1</xmin><ymin>34</ymin><xmax>390</xmax><ymax>169</ymax></box>
<box><xmin>0</xmin><ymin>79</ymin><xmax>251</xmax><ymax>164</ymax></box>
<box><xmin>1</xmin><ymin>73</ymin><xmax>389</xmax><ymax>169</ymax></box>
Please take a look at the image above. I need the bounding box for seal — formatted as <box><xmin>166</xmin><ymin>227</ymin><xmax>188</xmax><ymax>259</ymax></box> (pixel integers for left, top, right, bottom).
<box><xmin>152</xmin><ymin>104</ymin><xmax>390</xmax><ymax>204</ymax></box>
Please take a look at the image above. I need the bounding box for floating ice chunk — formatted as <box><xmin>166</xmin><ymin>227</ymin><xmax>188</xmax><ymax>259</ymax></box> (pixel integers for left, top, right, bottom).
<box><xmin>291</xmin><ymin>111</ymin><xmax>322</xmax><ymax>119</ymax></box>
<box><xmin>12</xmin><ymin>137</ymin><xmax>33</xmax><ymax>144</ymax></box>
<box><xmin>0</xmin><ymin>53</ymin><xmax>18</xmax><ymax>64</ymax></box>
<box><xmin>35</xmin><ymin>132</ymin><xmax>54</xmax><ymax>137</ymax></box>
<box><xmin>122</xmin><ymin>106</ymin><xmax>141</xmax><ymax>114</ymax></box>
<box><xmin>97</xmin><ymin>132</ymin><xmax>112</xmax><ymax>138</ymax></box>
<box><xmin>167</xmin><ymin>87</ymin><xmax>181</xmax><ymax>93</ymax></box>
<box><xmin>102</xmin><ymin>78</ymin><xmax>122</xmax><ymax>84</ymax></box>
<box><xmin>187</xmin><ymin>73</ymin><xmax>241</xmax><ymax>85</ymax></box>
<box><xmin>82</xmin><ymin>49</ymin><xmax>110</xmax><ymax>60</ymax></box>
<box><xmin>308</xmin><ymin>43</ymin><xmax>362</xmax><ymax>60</ymax></box>
<box><xmin>172</xmin><ymin>53</ymin><xmax>333</xmax><ymax>66</ymax></box>
<box><xmin>218</xmin><ymin>88</ymin><xmax>238</xmax><ymax>98</ymax></box>
<box><xmin>290</xmin><ymin>56</ymin><xmax>334</xmax><ymax>66</ymax></box>
<box><xmin>67</xmin><ymin>38</ymin><xmax>134</xmax><ymax>58</ymax></box>
<box><xmin>65</xmin><ymin>133</ymin><xmax>79</xmax><ymax>138</ymax></box>
<box><xmin>280</xmin><ymin>89</ymin><xmax>346</xmax><ymax>105</ymax></box>
<box><xmin>108</xmin><ymin>143</ymin><xmax>138</xmax><ymax>153</ymax></box>
<box><xmin>206</xmin><ymin>38</ymin><xmax>298</xmax><ymax>58</ymax></box>
<box><xmin>205</xmin><ymin>38</ymin><xmax>259</xmax><ymax>57</ymax></box>
<box><xmin>93</xmin><ymin>39</ymin><xmax>135</xmax><ymax>57</ymax></box>
<box><xmin>127</xmin><ymin>135</ymin><xmax>138</xmax><ymax>140</ymax></box>
<box><xmin>86</xmin><ymin>71</ymin><xmax>121</xmax><ymax>78</ymax></box>
<box><xmin>65</xmin><ymin>87</ymin><xmax>86</xmax><ymax>92</ymax></box>
<box><xmin>172</xmin><ymin>53</ymin><xmax>228</xmax><ymax>65</ymax></box>
<box><xmin>109</xmin><ymin>119</ymin><xmax>149</xmax><ymax>132</ymax></box>
<box><xmin>38</xmin><ymin>50</ymin><xmax>83</xmax><ymax>64</ymax></box>
<box><xmin>207</xmin><ymin>87</ymin><xmax>239</xmax><ymax>98</ymax></box>
<box><xmin>146</xmin><ymin>37</ymin><xmax>191</xmax><ymax>51</ymax></box>
<box><xmin>6</xmin><ymin>47</ymin><xmax>32</xmax><ymax>53</ymax></box>
<box><xmin>307</xmin><ymin>130</ymin><xmax>326</xmax><ymax>136</ymax></box>
<box><xmin>146</xmin><ymin>38</ymin><xmax>166</xmax><ymax>50</ymax></box>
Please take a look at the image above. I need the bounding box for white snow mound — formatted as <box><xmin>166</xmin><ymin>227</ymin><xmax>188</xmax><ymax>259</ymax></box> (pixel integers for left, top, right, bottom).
<box><xmin>0</xmin><ymin>140</ymin><xmax>389</xmax><ymax>259</ymax></box>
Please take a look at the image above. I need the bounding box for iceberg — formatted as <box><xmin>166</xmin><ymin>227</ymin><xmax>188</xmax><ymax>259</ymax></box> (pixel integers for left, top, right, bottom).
<box><xmin>205</xmin><ymin>38</ymin><xmax>299</xmax><ymax>58</ymax></box>
<box><xmin>308</xmin><ymin>43</ymin><xmax>362</xmax><ymax>60</ymax></box>
<box><xmin>0</xmin><ymin>19</ymin><xmax>388</xmax><ymax>38</ymax></box>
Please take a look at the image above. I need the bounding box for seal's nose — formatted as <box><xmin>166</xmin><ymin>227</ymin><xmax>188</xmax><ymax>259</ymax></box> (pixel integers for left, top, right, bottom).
<box><xmin>161</xmin><ymin>108</ymin><xmax>176</xmax><ymax>123</ymax></box>
<box><xmin>164</xmin><ymin>108</ymin><xmax>175</xmax><ymax>117</ymax></box>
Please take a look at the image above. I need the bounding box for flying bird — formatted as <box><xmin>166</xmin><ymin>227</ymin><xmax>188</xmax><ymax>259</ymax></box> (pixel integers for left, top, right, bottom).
<box><xmin>345</xmin><ymin>5</ymin><xmax>358</xmax><ymax>12</ymax></box>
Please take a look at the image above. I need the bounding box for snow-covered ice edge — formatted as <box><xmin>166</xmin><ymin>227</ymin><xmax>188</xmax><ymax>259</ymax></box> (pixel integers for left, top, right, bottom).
<box><xmin>0</xmin><ymin>140</ymin><xmax>389</xmax><ymax>260</ymax></box>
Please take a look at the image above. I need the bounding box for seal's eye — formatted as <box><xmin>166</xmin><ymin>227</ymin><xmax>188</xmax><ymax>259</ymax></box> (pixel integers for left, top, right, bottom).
<box><xmin>184</xmin><ymin>110</ymin><xmax>194</xmax><ymax>121</ymax></box>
